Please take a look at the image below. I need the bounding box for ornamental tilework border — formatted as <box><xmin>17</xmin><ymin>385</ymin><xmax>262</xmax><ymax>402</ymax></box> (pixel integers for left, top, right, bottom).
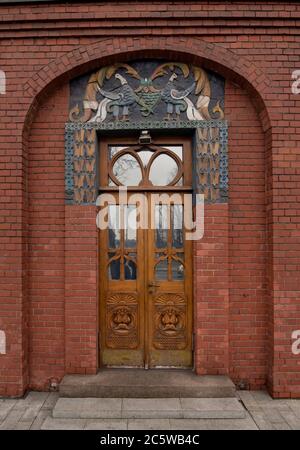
<box><xmin>64</xmin><ymin>120</ymin><xmax>228</xmax><ymax>205</ymax></box>
<box><xmin>194</xmin><ymin>124</ymin><xmax>228</xmax><ymax>203</ymax></box>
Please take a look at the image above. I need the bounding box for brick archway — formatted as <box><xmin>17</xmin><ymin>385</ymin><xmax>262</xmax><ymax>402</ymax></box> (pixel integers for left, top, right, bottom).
<box><xmin>22</xmin><ymin>36</ymin><xmax>273</xmax><ymax>133</ymax></box>
<box><xmin>6</xmin><ymin>36</ymin><xmax>275</xmax><ymax>397</ymax></box>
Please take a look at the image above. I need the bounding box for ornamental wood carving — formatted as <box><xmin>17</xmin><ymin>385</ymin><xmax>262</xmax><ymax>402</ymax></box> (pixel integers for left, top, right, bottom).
<box><xmin>106</xmin><ymin>293</ymin><xmax>139</xmax><ymax>349</ymax></box>
<box><xmin>152</xmin><ymin>293</ymin><xmax>187</xmax><ymax>350</ymax></box>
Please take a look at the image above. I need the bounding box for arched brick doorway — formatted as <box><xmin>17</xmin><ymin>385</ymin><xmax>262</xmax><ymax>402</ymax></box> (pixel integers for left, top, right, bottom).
<box><xmin>1</xmin><ymin>37</ymin><xmax>276</xmax><ymax>397</ymax></box>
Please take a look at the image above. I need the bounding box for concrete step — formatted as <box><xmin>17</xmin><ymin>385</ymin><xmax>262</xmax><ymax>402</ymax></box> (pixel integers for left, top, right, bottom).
<box><xmin>52</xmin><ymin>397</ymin><xmax>246</xmax><ymax>420</ymax></box>
<box><xmin>59</xmin><ymin>370</ymin><xmax>236</xmax><ymax>398</ymax></box>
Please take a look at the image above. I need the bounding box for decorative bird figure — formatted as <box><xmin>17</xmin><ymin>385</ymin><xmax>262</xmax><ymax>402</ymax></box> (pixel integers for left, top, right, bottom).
<box><xmin>161</xmin><ymin>73</ymin><xmax>204</xmax><ymax>121</ymax></box>
<box><xmin>70</xmin><ymin>62</ymin><xmax>216</xmax><ymax>124</ymax></box>
<box><xmin>90</xmin><ymin>73</ymin><xmax>150</xmax><ymax>122</ymax></box>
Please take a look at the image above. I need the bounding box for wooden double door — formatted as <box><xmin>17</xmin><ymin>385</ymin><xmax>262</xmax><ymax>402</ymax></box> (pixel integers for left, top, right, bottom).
<box><xmin>99</xmin><ymin>137</ymin><xmax>193</xmax><ymax>368</ymax></box>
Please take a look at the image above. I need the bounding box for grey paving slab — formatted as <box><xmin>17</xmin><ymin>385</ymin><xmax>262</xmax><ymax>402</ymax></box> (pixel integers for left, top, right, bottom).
<box><xmin>170</xmin><ymin>416</ymin><xmax>258</xmax><ymax>430</ymax></box>
<box><xmin>0</xmin><ymin>408</ymin><xmax>26</xmax><ymax>430</ymax></box>
<box><xmin>128</xmin><ymin>419</ymin><xmax>171</xmax><ymax>430</ymax></box>
<box><xmin>85</xmin><ymin>419</ymin><xmax>128</xmax><ymax>430</ymax></box>
<box><xmin>281</xmin><ymin>410</ymin><xmax>300</xmax><ymax>430</ymax></box>
<box><xmin>30</xmin><ymin>409</ymin><xmax>51</xmax><ymax>430</ymax></box>
<box><xmin>0</xmin><ymin>399</ymin><xmax>17</xmax><ymax>421</ymax></box>
<box><xmin>0</xmin><ymin>392</ymin><xmax>49</xmax><ymax>430</ymax></box>
<box><xmin>28</xmin><ymin>394</ymin><xmax>59</xmax><ymax>430</ymax></box>
<box><xmin>21</xmin><ymin>401</ymin><xmax>47</xmax><ymax>421</ymax></box>
<box><xmin>123</xmin><ymin>398</ymin><xmax>181</xmax><ymax>419</ymax></box>
<box><xmin>289</xmin><ymin>400</ymin><xmax>300</xmax><ymax>418</ymax></box>
<box><xmin>250</xmin><ymin>390</ymin><xmax>291</xmax><ymax>408</ymax></box>
<box><xmin>53</xmin><ymin>397</ymin><xmax>122</xmax><ymax>419</ymax></box>
<box><xmin>18</xmin><ymin>391</ymin><xmax>48</xmax><ymax>408</ymax></box>
<box><xmin>81</xmin><ymin>398</ymin><xmax>122</xmax><ymax>419</ymax></box>
<box><xmin>42</xmin><ymin>392</ymin><xmax>59</xmax><ymax>410</ymax></box>
<box><xmin>7</xmin><ymin>391</ymin><xmax>48</xmax><ymax>419</ymax></box>
<box><xmin>207</xmin><ymin>417</ymin><xmax>258</xmax><ymax>430</ymax></box>
<box><xmin>247</xmin><ymin>411</ymin><xmax>274</xmax><ymax>430</ymax></box>
<box><xmin>10</xmin><ymin>391</ymin><xmax>53</xmax><ymax>428</ymax></box>
<box><xmin>261</xmin><ymin>407</ymin><xmax>287</xmax><ymax>424</ymax></box>
<box><xmin>168</xmin><ymin>418</ymin><xmax>212</xmax><ymax>430</ymax></box>
<box><xmin>271</xmin><ymin>403</ymin><xmax>292</xmax><ymax>413</ymax></box>
<box><xmin>237</xmin><ymin>391</ymin><xmax>261</xmax><ymax>411</ymax></box>
<box><xmin>41</xmin><ymin>417</ymin><xmax>86</xmax><ymax>430</ymax></box>
<box><xmin>13</xmin><ymin>420</ymin><xmax>32</xmax><ymax>430</ymax></box>
<box><xmin>273</xmin><ymin>421</ymin><xmax>292</xmax><ymax>430</ymax></box>
<box><xmin>52</xmin><ymin>397</ymin><xmax>84</xmax><ymax>418</ymax></box>
<box><xmin>180</xmin><ymin>397</ymin><xmax>246</xmax><ymax>419</ymax></box>
<box><xmin>251</xmin><ymin>391</ymin><xmax>272</xmax><ymax>403</ymax></box>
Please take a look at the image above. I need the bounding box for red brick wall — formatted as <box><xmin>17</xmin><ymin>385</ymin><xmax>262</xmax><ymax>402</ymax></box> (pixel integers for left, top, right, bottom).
<box><xmin>28</xmin><ymin>85</ymin><xmax>99</xmax><ymax>390</ymax></box>
<box><xmin>27</xmin><ymin>84</ymin><xmax>67</xmax><ymax>390</ymax></box>
<box><xmin>0</xmin><ymin>1</ymin><xmax>299</xmax><ymax>398</ymax></box>
<box><xmin>65</xmin><ymin>205</ymin><xmax>98</xmax><ymax>376</ymax></box>
<box><xmin>194</xmin><ymin>80</ymin><xmax>268</xmax><ymax>388</ymax></box>
<box><xmin>194</xmin><ymin>204</ymin><xmax>229</xmax><ymax>376</ymax></box>
<box><xmin>226</xmin><ymin>81</ymin><xmax>268</xmax><ymax>389</ymax></box>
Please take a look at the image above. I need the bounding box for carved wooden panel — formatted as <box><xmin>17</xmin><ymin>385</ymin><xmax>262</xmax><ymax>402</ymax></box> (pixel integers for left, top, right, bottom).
<box><xmin>106</xmin><ymin>292</ymin><xmax>139</xmax><ymax>349</ymax></box>
<box><xmin>152</xmin><ymin>293</ymin><xmax>187</xmax><ymax>350</ymax></box>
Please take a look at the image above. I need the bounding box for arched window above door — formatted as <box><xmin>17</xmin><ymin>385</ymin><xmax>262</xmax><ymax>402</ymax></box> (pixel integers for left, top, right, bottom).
<box><xmin>99</xmin><ymin>137</ymin><xmax>192</xmax><ymax>191</ymax></box>
<box><xmin>108</xmin><ymin>144</ymin><xmax>183</xmax><ymax>187</ymax></box>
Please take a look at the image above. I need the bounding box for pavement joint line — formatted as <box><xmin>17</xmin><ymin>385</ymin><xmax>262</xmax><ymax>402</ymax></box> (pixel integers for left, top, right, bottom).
<box><xmin>238</xmin><ymin>396</ymin><xmax>263</xmax><ymax>429</ymax></box>
<box><xmin>19</xmin><ymin>392</ymin><xmax>49</xmax><ymax>427</ymax></box>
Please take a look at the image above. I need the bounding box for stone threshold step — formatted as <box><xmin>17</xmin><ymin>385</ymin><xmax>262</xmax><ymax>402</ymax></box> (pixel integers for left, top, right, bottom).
<box><xmin>52</xmin><ymin>398</ymin><xmax>246</xmax><ymax>420</ymax></box>
<box><xmin>59</xmin><ymin>371</ymin><xmax>236</xmax><ymax>398</ymax></box>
